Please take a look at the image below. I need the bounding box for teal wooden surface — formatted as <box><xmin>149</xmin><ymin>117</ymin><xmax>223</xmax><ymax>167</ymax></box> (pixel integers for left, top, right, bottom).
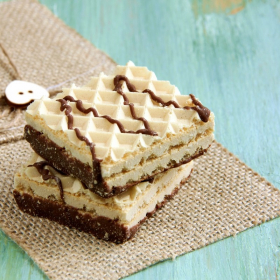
<box><xmin>1</xmin><ymin>0</ymin><xmax>280</xmax><ymax>279</ymax></box>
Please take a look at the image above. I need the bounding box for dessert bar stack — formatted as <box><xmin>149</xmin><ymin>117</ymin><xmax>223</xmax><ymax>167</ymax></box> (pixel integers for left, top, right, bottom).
<box><xmin>13</xmin><ymin>62</ymin><xmax>214</xmax><ymax>243</ymax></box>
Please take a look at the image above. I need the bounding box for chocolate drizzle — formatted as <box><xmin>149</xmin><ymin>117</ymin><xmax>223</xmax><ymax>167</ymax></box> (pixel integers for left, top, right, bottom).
<box><xmin>57</xmin><ymin>98</ymin><xmax>74</xmax><ymax>129</ymax></box>
<box><xmin>74</xmin><ymin>128</ymin><xmax>99</xmax><ymax>162</ymax></box>
<box><xmin>57</xmin><ymin>98</ymin><xmax>101</xmax><ymax>162</ymax></box>
<box><xmin>142</xmin><ymin>89</ymin><xmax>180</xmax><ymax>108</ymax></box>
<box><xmin>57</xmin><ymin>92</ymin><xmax>159</xmax><ymax>161</ymax></box>
<box><xmin>28</xmin><ymin>161</ymin><xmax>64</xmax><ymax>203</ymax></box>
<box><xmin>113</xmin><ymin>75</ymin><xmax>157</xmax><ymax>136</ymax></box>
<box><xmin>113</xmin><ymin>75</ymin><xmax>210</xmax><ymax>122</ymax></box>
<box><xmin>143</xmin><ymin>89</ymin><xmax>211</xmax><ymax>122</ymax></box>
<box><xmin>114</xmin><ymin>75</ymin><xmax>137</xmax><ymax>92</ymax></box>
<box><xmin>56</xmin><ymin>73</ymin><xmax>210</xmax><ymax>162</ymax></box>
<box><xmin>184</xmin><ymin>94</ymin><xmax>210</xmax><ymax>122</ymax></box>
<box><xmin>58</xmin><ymin>96</ymin><xmax>157</xmax><ymax>136</ymax></box>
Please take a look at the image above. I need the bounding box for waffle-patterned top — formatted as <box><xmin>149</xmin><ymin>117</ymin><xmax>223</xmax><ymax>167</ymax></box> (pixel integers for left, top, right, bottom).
<box><xmin>26</xmin><ymin>61</ymin><xmax>214</xmax><ymax>165</ymax></box>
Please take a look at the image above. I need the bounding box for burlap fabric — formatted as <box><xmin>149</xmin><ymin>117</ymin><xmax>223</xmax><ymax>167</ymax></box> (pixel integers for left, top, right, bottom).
<box><xmin>0</xmin><ymin>1</ymin><xmax>280</xmax><ymax>280</ymax></box>
<box><xmin>0</xmin><ymin>0</ymin><xmax>116</xmax><ymax>143</ymax></box>
<box><xmin>1</xmin><ymin>140</ymin><xmax>280</xmax><ymax>280</ymax></box>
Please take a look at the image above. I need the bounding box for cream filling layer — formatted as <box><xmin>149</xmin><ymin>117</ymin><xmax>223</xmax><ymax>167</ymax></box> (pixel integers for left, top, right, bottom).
<box><xmin>14</xmin><ymin>161</ymin><xmax>193</xmax><ymax>228</ymax></box>
<box><xmin>104</xmin><ymin>132</ymin><xmax>213</xmax><ymax>189</ymax></box>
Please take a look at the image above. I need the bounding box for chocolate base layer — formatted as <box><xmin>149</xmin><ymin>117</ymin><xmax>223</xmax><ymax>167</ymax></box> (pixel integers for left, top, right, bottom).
<box><xmin>13</xmin><ymin>176</ymin><xmax>189</xmax><ymax>243</ymax></box>
<box><xmin>25</xmin><ymin>125</ymin><xmax>205</xmax><ymax>198</ymax></box>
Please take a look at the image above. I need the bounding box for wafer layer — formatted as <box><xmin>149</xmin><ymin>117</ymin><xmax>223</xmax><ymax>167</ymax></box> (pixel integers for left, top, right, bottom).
<box><xmin>25</xmin><ymin>62</ymin><xmax>214</xmax><ymax>197</ymax></box>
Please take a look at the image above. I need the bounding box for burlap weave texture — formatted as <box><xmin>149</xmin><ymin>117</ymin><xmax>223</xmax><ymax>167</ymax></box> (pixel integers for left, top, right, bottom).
<box><xmin>0</xmin><ymin>140</ymin><xmax>280</xmax><ymax>280</ymax></box>
<box><xmin>0</xmin><ymin>0</ymin><xmax>116</xmax><ymax>143</ymax></box>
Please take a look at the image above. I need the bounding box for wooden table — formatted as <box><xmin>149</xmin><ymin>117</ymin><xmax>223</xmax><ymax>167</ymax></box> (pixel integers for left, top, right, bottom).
<box><xmin>1</xmin><ymin>0</ymin><xmax>280</xmax><ymax>279</ymax></box>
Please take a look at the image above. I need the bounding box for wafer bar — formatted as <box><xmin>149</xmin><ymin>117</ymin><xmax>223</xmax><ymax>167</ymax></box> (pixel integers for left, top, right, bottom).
<box><xmin>24</xmin><ymin>62</ymin><xmax>214</xmax><ymax>197</ymax></box>
<box><xmin>13</xmin><ymin>153</ymin><xmax>193</xmax><ymax>243</ymax></box>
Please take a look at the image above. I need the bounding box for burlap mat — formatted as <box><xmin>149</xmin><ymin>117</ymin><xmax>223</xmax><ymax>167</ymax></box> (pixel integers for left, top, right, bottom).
<box><xmin>0</xmin><ymin>0</ymin><xmax>116</xmax><ymax>143</ymax></box>
<box><xmin>0</xmin><ymin>140</ymin><xmax>280</xmax><ymax>280</ymax></box>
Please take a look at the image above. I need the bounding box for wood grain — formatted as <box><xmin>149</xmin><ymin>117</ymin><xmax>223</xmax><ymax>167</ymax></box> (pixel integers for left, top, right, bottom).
<box><xmin>0</xmin><ymin>0</ymin><xmax>280</xmax><ymax>279</ymax></box>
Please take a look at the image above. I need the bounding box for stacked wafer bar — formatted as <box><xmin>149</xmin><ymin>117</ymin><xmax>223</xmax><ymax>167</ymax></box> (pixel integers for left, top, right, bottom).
<box><xmin>13</xmin><ymin>62</ymin><xmax>215</xmax><ymax>243</ymax></box>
